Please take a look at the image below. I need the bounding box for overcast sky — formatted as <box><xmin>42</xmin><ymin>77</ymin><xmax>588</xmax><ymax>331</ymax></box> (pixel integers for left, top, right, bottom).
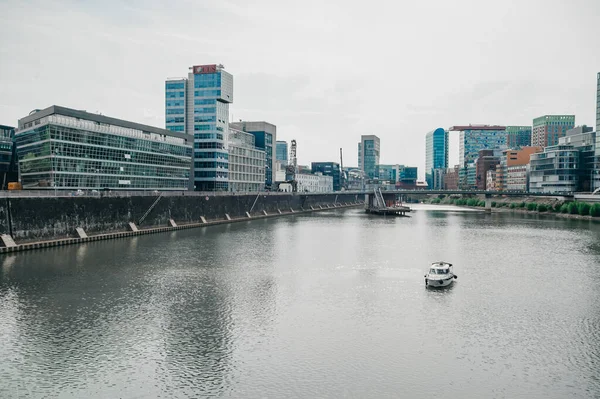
<box><xmin>1</xmin><ymin>0</ymin><xmax>599</xmax><ymax>178</ymax></box>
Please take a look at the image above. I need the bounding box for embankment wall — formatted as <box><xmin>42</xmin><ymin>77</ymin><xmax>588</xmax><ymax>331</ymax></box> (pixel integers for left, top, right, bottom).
<box><xmin>0</xmin><ymin>193</ymin><xmax>363</xmax><ymax>243</ymax></box>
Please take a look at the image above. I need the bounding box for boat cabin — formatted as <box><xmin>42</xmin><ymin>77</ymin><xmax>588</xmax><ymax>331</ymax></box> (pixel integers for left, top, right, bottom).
<box><xmin>429</xmin><ymin>262</ymin><xmax>453</xmax><ymax>275</ymax></box>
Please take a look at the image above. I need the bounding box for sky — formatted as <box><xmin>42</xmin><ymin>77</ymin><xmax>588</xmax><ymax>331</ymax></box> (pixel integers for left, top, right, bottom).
<box><xmin>1</xmin><ymin>0</ymin><xmax>599</xmax><ymax>179</ymax></box>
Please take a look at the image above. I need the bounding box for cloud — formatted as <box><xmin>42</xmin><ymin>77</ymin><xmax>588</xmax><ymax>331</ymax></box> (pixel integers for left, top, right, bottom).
<box><xmin>1</xmin><ymin>0</ymin><xmax>599</xmax><ymax>176</ymax></box>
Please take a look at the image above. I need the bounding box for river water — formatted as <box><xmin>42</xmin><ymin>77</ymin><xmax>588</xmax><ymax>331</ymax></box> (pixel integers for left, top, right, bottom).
<box><xmin>1</xmin><ymin>204</ymin><xmax>599</xmax><ymax>399</ymax></box>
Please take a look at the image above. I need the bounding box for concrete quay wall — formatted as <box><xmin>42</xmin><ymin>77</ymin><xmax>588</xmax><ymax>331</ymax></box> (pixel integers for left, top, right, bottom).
<box><xmin>0</xmin><ymin>192</ymin><xmax>362</xmax><ymax>243</ymax></box>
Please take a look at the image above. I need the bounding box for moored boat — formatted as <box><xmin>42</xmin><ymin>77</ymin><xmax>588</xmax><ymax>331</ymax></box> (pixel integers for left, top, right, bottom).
<box><xmin>424</xmin><ymin>261</ymin><xmax>457</xmax><ymax>288</ymax></box>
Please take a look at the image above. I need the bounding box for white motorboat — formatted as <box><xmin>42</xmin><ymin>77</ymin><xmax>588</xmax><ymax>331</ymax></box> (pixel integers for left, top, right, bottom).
<box><xmin>424</xmin><ymin>261</ymin><xmax>457</xmax><ymax>288</ymax></box>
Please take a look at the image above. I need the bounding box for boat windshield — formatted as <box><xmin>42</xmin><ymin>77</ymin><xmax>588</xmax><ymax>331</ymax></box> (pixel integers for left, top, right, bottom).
<box><xmin>430</xmin><ymin>268</ymin><xmax>448</xmax><ymax>274</ymax></box>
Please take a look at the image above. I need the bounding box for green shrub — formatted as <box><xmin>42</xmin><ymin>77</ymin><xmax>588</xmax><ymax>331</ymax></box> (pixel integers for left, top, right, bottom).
<box><xmin>589</xmin><ymin>203</ymin><xmax>600</xmax><ymax>217</ymax></box>
<box><xmin>509</xmin><ymin>203</ymin><xmax>516</xmax><ymax>209</ymax></box>
<box><xmin>466</xmin><ymin>198</ymin><xmax>478</xmax><ymax>206</ymax></box>
<box><xmin>526</xmin><ymin>203</ymin><xmax>537</xmax><ymax>211</ymax></box>
<box><xmin>491</xmin><ymin>201</ymin><xmax>497</xmax><ymax>207</ymax></box>
<box><xmin>568</xmin><ymin>202</ymin><xmax>578</xmax><ymax>214</ymax></box>
<box><xmin>517</xmin><ymin>202</ymin><xmax>526</xmax><ymax>208</ymax></box>
<box><xmin>431</xmin><ymin>198</ymin><xmax>441</xmax><ymax>204</ymax></box>
<box><xmin>560</xmin><ymin>204</ymin><xmax>569</xmax><ymax>213</ymax></box>
<box><xmin>553</xmin><ymin>202</ymin><xmax>563</xmax><ymax>212</ymax></box>
<box><xmin>537</xmin><ymin>204</ymin><xmax>548</xmax><ymax>212</ymax></box>
<box><xmin>577</xmin><ymin>202</ymin><xmax>591</xmax><ymax>216</ymax></box>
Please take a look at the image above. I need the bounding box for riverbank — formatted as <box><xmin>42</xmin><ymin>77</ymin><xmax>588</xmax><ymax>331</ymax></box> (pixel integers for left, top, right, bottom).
<box><xmin>0</xmin><ymin>202</ymin><xmax>362</xmax><ymax>254</ymax></box>
<box><xmin>425</xmin><ymin>195</ymin><xmax>600</xmax><ymax>221</ymax></box>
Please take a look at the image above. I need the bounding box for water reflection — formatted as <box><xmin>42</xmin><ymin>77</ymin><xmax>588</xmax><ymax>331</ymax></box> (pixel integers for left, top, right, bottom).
<box><xmin>0</xmin><ymin>207</ymin><xmax>599</xmax><ymax>398</ymax></box>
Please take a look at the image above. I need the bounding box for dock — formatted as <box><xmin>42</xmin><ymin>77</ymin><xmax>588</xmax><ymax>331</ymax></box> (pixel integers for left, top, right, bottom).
<box><xmin>365</xmin><ymin>189</ymin><xmax>412</xmax><ymax>216</ymax></box>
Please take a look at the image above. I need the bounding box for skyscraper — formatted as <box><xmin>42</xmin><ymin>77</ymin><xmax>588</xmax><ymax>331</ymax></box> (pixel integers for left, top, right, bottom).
<box><xmin>276</xmin><ymin>140</ymin><xmax>288</xmax><ymax>166</ymax></box>
<box><xmin>230</xmin><ymin>121</ymin><xmax>276</xmax><ymax>189</ymax></box>
<box><xmin>506</xmin><ymin>126</ymin><xmax>532</xmax><ymax>149</ymax></box>
<box><xmin>165</xmin><ymin>64</ymin><xmax>233</xmax><ymax>191</ymax></box>
<box><xmin>425</xmin><ymin>128</ymin><xmax>448</xmax><ymax>189</ymax></box>
<box><xmin>531</xmin><ymin>115</ymin><xmax>575</xmax><ymax>148</ymax></box>
<box><xmin>358</xmin><ymin>135</ymin><xmax>380</xmax><ymax>179</ymax></box>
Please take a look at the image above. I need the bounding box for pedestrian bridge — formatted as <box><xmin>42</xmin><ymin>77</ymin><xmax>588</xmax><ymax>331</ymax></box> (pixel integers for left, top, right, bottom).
<box><xmin>357</xmin><ymin>189</ymin><xmax>576</xmax><ymax>213</ymax></box>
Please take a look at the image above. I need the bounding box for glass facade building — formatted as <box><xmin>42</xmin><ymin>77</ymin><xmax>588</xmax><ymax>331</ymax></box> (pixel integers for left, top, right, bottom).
<box><xmin>230</xmin><ymin>121</ymin><xmax>276</xmax><ymax>189</ymax></box>
<box><xmin>530</xmin><ymin>130</ymin><xmax>595</xmax><ymax>193</ymax></box>
<box><xmin>0</xmin><ymin>125</ymin><xmax>18</xmax><ymax>188</ymax></box>
<box><xmin>276</xmin><ymin>140</ymin><xmax>288</xmax><ymax>166</ymax></box>
<box><xmin>532</xmin><ymin>115</ymin><xmax>575</xmax><ymax>148</ymax></box>
<box><xmin>358</xmin><ymin>135</ymin><xmax>380</xmax><ymax>179</ymax></box>
<box><xmin>425</xmin><ymin>128</ymin><xmax>448</xmax><ymax>189</ymax></box>
<box><xmin>506</xmin><ymin>126</ymin><xmax>532</xmax><ymax>149</ymax></box>
<box><xmin>311</xmin><ymin>162</ymin><xmax>340</xmax><ymax>191</ymax></box>
<box><xmin>15</xmin><ymin>106</ymin><xmax>192</xmax><ymax>190</ymax></box>
<box><xmin>166</xmin><ymin>64</ymin><xmax>233</xmax><ymax>191</ymax></box>
<box><xmin>455</xmin><ymin>127</ymin><xmax>507</xmax><ymax>167</ymax></box>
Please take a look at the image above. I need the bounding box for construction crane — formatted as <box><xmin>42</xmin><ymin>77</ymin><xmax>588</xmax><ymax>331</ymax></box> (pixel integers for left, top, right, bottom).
<box><xmin>285</xmin><ymin>139</ymin><xmax>298</xmax><ymax>192</ymax></box>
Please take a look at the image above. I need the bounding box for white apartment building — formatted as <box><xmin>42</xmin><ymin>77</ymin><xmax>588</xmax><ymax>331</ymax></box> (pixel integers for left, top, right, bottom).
<box><xmin>296</xmin><ymin>173</ymin><xmax>333</xmax><ymax>192</ymax></box>
<box><xmin>227</xmin><ymin>128</ymin><xmax>265</xmax><ymax>192</ymax></box>
<box><xmin>506</xmin><ymin>165</ymin><xmax>528</xmax><ymax>191</ymax></box>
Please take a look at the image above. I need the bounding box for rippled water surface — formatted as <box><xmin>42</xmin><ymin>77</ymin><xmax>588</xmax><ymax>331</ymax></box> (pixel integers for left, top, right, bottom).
<box><xmin>1</xmin><ymin>205</ymin><xmax>600</xmax><ymax>398</ymax></box>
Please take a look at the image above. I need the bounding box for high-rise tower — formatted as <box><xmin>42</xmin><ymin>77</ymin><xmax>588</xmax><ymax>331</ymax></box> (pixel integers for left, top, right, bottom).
<box><xmin>165</xmin><ymin>64</ymin><xmax>233</xmax><ymax>191</ymax></box>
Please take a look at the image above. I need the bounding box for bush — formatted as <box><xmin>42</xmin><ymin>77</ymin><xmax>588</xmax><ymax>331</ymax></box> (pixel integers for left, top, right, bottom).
<box><xmin>526</xmin><ymin>203</ymin><xmax>537</xmax><ymax>211</ymax></box>
<box><xmin>491</xmin><ymin>201</ymin><xmax>497</xmax><ymax>207</ymax></box>
<box><xmin>568</xmin><ymin>202</ymin><xmax>578</xmax><ymax>215</ymax></box>
<box><xmin>537</xmin><ymin>204</ymin><xmax>548</xmax><ymax>212</ymax></box>
<box><xmin>517</xmin><ymin>202</ymin><xmax>526</xmax><ymax>208</ymax></box>
<box><xmin>590</xmin><ymin>203</ymin><xmax>600</xmax><ymax>217</ymax></box>
<box><xmin>478</xmin><ymin>200</ymin><xmax>486</xmax><ymax>207</ymax></box>
<box><xmin>577</xmin><ymin>202</ymin><xmax>591</xmax><ymax>216</ymax></box>
<box><xmin>560</xmin><ymin>204</ymin><xmax>569</xmax><ymax>213</ymax></box>
<box><xmin>509</xmin><ymin>203</ymin><xmax>516</xmax><ymax>209</ymax></box>
<box><xmin>553</xmin><ymin>202</ymin><xmax>563</xmax><ymax>212</ymax></box>
<box><xmin>431</xmin><ymin>198</ymin><xmax>441</xmax><ymax>204</ymax></box>
<box><xmin>466</xmin><ymin>198</ymin><xmax>479</xmax><ymax>207</ymax></box>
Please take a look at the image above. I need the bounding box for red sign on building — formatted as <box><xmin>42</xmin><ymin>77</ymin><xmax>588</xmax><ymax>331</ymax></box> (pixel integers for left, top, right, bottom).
<box><xmin>193</xmin><ymin>64</ymin><xmax>217</xmax><ymax>74</ymax></box>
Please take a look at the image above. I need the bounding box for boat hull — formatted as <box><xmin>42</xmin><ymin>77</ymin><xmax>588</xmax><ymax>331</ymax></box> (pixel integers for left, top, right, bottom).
<box><xmin>425</xmin><ymin>276</ymin><xmax>455</xmax><ymax>288</ymax></box>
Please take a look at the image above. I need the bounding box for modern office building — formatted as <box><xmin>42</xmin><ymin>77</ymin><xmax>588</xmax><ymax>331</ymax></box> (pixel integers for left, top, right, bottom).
<box><xmin>396</xmin><ymin>166</ymin><xmax>418</xmax><ymax>189</ymax></box>
<box><xmin>0</xmin><ymin>125</ymin><xmax>18</xmax><ymax>188</ymax></box>
<box><xmin>227</xmin><ymin>127</ymin><xmax>266</xmax><ymax>192</ymax></box>
<box><xmin>495</xmin><ymin>146</ymin><xmax>543</xmax><ymax>191</ymax></box>
<box><xmin>165</xmin><ymin>63</ymin><xmax>233</xmax><ymax>191</ymax></box>
<box><xmin>529</xmin><ymin>129</ymin><xmax>595</xmax><ymax>193</ymax></box>
<box><xmin>425</xmin><ymin>128</ymin><xmax>448</xmax><ymax>189</ymax></box>
<box><xmin>15</xmin><ymin>106</ymin><xmax>192</xmax><ymax>190</ymax></box>
<box><xmin>595</xmin><ymin>73</ymin><xmax>600</xmax><ymax>191</ymax></box>
<box><xmin>506</xmin><ymin>126</ymin><xmax>532</xmax><ymax>149</ymax></box>
<box><xmin>276</xmin><ymin>140</ymin><xmax>288</xmax><ymax>166</ymax></box>
<box><xmin>378</xmin><ymin>164</ymin><xmax>400</xmax><ymax>183</ymax></box>
<box><xmin>450</xmin><ymin>125</ymin><xmax>506</xmax><ymax>189</ymax></box>
<box><xmin>230</xmin><ymin>121</ymin><xmax>276</xmax><ymax>189</ymax></box>
<box><xmin>311</xmin><ymin>162</ymin><xmax>341</xmax><ymax>191</ymax></box>
<box><xmin>358</xmin><ymin>135</ymin><xmax>380</xmax><ymax>179</ymax></box>
<box><xmin>597</xmin><ymin>72</ymin><xmax>600</xmax><ymax>134</ymax></box>
<box><xmin>451</xmin><ymin>125</ymin><xmax>507</xmax><ymax>167</ymax></box>
<box><xmin>531</xmin><ymin>115</ymin><xmax>575</xmax><ymax>148</ymax></box>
